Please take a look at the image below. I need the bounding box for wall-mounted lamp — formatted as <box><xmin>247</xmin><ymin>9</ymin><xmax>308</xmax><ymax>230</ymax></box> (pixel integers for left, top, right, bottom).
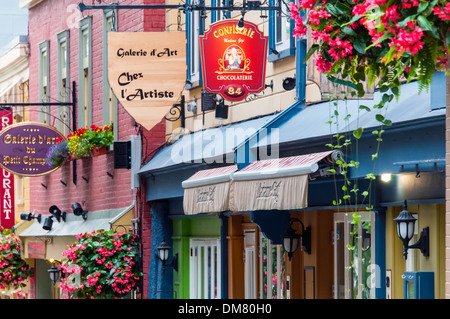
<box><xmin>43</xmin><ymin>206</ymin><xmax>67</xmax><ymax>231</ymax></box>
<box><xmin>20</xmin><ymin>212</ymin><xmax>42</xmax><ymax>223</ymax></box>
<box><xmin>393</xmin><ymin>200</ymin><xmax>429</xmax><ymax>260</ymax></box>
<box><xmin>187</xmin><ymin>97</ymin><xmax>197</xmax><ymax>114</ymax></box>
<box><xmin>381</xmin><ymin>173</ymin><xmax>392</xmax><ymax>183</ymax></box>
<box><xmin>72</xmin><ymin>202</ymin><xmax>88</xmax><ymax>221</ymax></box>
<box><xmin>236</xmin><ymin>14</ymin><xmax>245</xmax><ymax>30</ymax></box>
<box><xmin>282</xmin><ymin>218</ymin><xmax>311</xmax><ymax>261</ymax></box>
<box><xmin>42</xmin><ymin>216</ymin><xmax>54</xmax><ymax>231</ymax></box>
<box><xmin>282</xmin><ymin>77</ymin><xmax>296</xmax><ymax>91</ymax></box>
<box><xmin>49</xmin><ymin>205</ymin><xmax>66</xmax><ymax>223</ymax></box>
<box><xmin>157</xmin><ymin>239</ymin><xmax>178</xmax><ymax>272</ymax></box>
<box><xmin>48</xmin><ymin>259</ymin><xmax>63</xmax><ymax>285</ymax></box>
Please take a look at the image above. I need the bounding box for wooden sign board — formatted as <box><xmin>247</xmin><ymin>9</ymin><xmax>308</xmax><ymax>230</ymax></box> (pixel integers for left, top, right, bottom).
<box><xmin>108</xmin><ymin>32</ymin><xmax>187</xmax><ymax>130</ymax></box>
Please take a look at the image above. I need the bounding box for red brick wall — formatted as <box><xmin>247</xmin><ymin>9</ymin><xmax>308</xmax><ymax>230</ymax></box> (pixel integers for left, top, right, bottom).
<box><xmin>28</xmin><ymin>0</ymin><xmax>166</xmax><ymax>299</ymax></box>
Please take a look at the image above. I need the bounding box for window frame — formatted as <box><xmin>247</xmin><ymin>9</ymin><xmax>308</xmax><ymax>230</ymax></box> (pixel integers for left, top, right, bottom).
<box><xmin>268</xmin><ymin>0</ymin><xmax>295</xmax><ymax>62</ymax></box>
<box><xmin>185</xmin><ymin>0</ymin><xmax>204</xmax><ymax>88</ymax></box>
<box><xmin>38</xmin><ymin>40</ymin><xmax>50</xmax><ymax>124</ymax></box>
<box><xmin>78</xmin><ymin>16</ymin><xmax>92</xmax><ymax>129</ymax></box>
<box><xmin>103</xmin><ymin>8</ymin><xmax>118</xmax><ymax>142</ymax></box>
<box><xmin>57</xmin><ymin>29</ymin><xmax>70</xmax><ymax>135</ymax></box>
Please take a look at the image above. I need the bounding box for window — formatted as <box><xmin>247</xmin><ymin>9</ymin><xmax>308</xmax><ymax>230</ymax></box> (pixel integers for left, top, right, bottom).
<box><xmin>189</xmin><ymin>238</ymin><xmax>221</xmax><ymax>299</ymax></box>
<box><xmin>334</xmin><ymin>212</ymin><xmax>374</xmax><ymax>299</ymax></box>
<box><xmin>186</xmin><ymin>0</ymin><xmax>204</xmax><ymax>86</ymax></box>
<box><xmin>244</xmin><ymin>230</ymin><xmax>257</xmax><ymax>299</ymax></box>
<box><xmin>39</xmin><ymin>40</ymin><xmax>50</xmax><ymax>124</ymax></box>
<box><xmin>103</xmin><ymin>9</ymin><xmax>118</xmax><ymax>139</ymax></box>
<box><xmin>79</xmin><ymin>16</ymin><xmax>92</xmax><ymax>128</ymax></box>
<box><xmin>211</xmin><ymin>0</ymin><xmax>229</xmax><ymax>23</ymax></box>
<box><xmin>268</xmin><ymin>0</ymin><xmax>295</xmax><ymax>62</ymax></box>
<box><xmin>259</xmin><ymin>236</ymin><xmax>287</xmax><ymax>299</ymax></box>
<box><xmin>57</xmin><ymin>30</ymin><xmax>70</xmax><ymax>136</ymax></box>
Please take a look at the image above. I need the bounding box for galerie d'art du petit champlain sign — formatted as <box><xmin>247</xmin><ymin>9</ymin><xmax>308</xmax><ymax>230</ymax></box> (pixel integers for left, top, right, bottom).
<box><xmin>200</xmin><ymin>19</ymin><xmax>268</xmax><ymax>102</ymax></box>
<box><xmin>108</xmin><ymin>32</ymin><xmax>187</xmax><ymax>131</ymax></box>
<box><xmin>0</xmin><ymin>122</ymin><xmax>66</xmax><ymax>177</ymax></box>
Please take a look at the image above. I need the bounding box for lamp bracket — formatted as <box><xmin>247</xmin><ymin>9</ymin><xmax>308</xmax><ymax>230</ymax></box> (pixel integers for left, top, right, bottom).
<box><xmin>407</xmin><ymin>226</ymin><xmax>429</xmax><ymax>258</ymax></box>
<box><xmin>160</xmin><ymin>253</ymin><xmax>179</xmax><ymax>272</ymax></box>
<box><xmin>287</xmin><ymin>218</ymin><xmax>311</xmax><ymax>255</ymax></box>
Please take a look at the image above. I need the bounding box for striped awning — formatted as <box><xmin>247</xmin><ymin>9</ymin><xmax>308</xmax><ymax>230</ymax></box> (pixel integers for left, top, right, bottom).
<box><xmin>182</xmin><ymin>151</ymin><xmax>341</xmax><ymax>215</ymax></box>
<box><xmin>182</xmin><ymin>165</ymin><xmax>238</xmax><ymax>215</ymax></box>
<box><xmin>229</xmin><ymin>151</ymin><xmax>341</xmax><ymax>212</ymax></box>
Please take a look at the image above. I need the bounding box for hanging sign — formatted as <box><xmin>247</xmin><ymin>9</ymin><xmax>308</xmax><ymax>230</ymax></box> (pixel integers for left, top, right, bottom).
<box><xmin>108</xmin><ymin>32</ymin><xmax>187</xmax><ymax>130</ymax></box>
<box><xmin>0</xmin><ymin>122</ymin><xmax>66</xmax><ymax>177</ymax></box>
<box><xmin>200</xmin><ymin>20</ymin><xmax>268</xmax><ymax>102</ymax></box>
<box><xmin>0</xmin><ymin>108</ymin><xmax>14</xmax><ymax>229</ymax></box>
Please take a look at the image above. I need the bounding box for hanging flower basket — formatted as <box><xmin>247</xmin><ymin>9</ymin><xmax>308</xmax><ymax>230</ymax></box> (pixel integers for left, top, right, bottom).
<box><xmin>290</xmin><ymin>0</ymin><xmax>450</xmax><ymax>96</ymax></box>
<box><xmin>60</xmin><ymin>229</ymin><xmax>142</xmax><ymax>299</ymax></box>
<box><xmin>0</xmin><ymin>233</ymin><xmax>32</xmax><ymax>292</ymax></box>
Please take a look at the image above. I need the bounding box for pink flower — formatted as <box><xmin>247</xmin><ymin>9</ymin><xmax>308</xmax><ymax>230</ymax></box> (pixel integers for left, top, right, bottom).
<box><xmin>315</xmin><ymin>53</ymin><xmax>333</xmax><ymax>73</ymax></box>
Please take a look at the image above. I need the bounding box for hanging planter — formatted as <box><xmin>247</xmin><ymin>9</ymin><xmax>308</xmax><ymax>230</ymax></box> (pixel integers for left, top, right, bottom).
<box><xmin>46</xmin><ymin>124</ymin><xmax>114</xmax><ymax>167</ymax></box>
<box><xmin>92</xmin><ymin>145</ymin><xmax>108</xmax><ymax>157</ymax></box>
<box><xmin>0</xmin><ymin>233</ymin><xmax>32</xmax><ymax>292</ymax></box>
<box><xmin>290</xmin><ymin>0</ymin><xmax>450</xmax><ymax>97</ymax></box>
<box><xmin>60</xmin><ymin>229</ymin><xmax>142</xmax><ymax>299</ymax></box>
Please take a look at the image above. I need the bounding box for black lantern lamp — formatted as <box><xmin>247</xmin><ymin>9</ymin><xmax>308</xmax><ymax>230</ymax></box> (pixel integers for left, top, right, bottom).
<box><xmin>282</xmin><ymin>218</ymin><xmax>311</xmax><ymax>261</ymax></box>
<box><xmin>48</xmin><ymin>260</ymin><xmax>63</xmax><ymax>285</ymax></box>
<box><xmin>394</xmin><ymin>200</ymin><xmax>429</xmax><ymax>260</ymax></box>
<box><xmin>157</xmin><ymin>239</ymin><xmax>178</xmax><ymax>272</ymax></box>
<box><xmin>72</xmin><ymin>202</ymin><xmax>88</xmax><ymax>221</ymax></box>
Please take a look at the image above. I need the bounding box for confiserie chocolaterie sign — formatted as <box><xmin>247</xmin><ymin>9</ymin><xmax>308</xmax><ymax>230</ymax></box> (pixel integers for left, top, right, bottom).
<box><xmin>108</xmin><ymin>32</ymin><xmax>186</xmax><ymax>131</ymax></box>
<box><xmin>0</xmin><ymin>122</ymin><xmax>66</xmax><ymax>177</ymax></box>
<box><xmin>200</xmin><ymin>20</ymin><xmax>268</xmax><ymax>102</ymax></box>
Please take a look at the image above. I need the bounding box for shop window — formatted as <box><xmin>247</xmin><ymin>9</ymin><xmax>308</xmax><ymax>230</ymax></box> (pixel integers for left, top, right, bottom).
<box><xmin>334</xmin><ymin>212</ymin><xmax>374</xmax><ymax>299</ymax></box>
<box><xmin>57</xmin><ymin>30</ymin><xmax>70</xmax><ymax>136</ymax></box>
<box><xmin>268</xmin><ymin>0</ymin><xmax>295</xmax><ymax>62</ymax></box>
<box><xmin>39</xmin><ymin>40</ymin><xmax>50</xmax><ymax>124</ymax></box>
<box><xmin>189</xmin><ymin>238</ymin><xmax>221</xmax><ymax>299</ymax></box>
<box><xmin>79</xmin><ymin>16</ymin><xmax>92</xmax><ymax>128</ymax></box>
<box><xmin>259</xmin><ymin>236</ymin><xmax>287</xmax><ymax>299</ymax></box>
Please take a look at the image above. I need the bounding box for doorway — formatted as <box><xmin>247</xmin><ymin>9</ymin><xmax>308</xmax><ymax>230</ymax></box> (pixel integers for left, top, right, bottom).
<box><xmin>334</xmin><ymin>212</ymin><xmax>374</xmax><ymax>299</ymax></box>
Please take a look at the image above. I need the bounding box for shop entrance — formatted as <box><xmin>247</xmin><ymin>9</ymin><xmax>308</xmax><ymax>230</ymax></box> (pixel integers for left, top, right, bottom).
<box><xmin>333</xmin><ymin>212</ymin><xmax>374</xmax><ymax>299</ymax></box>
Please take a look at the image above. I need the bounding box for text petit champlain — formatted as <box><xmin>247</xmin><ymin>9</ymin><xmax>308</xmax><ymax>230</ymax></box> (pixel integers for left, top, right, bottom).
<box><xmin>177</xmin><ymin>302</ymin><xmax>272</xmax><ymax>317</ymax></box>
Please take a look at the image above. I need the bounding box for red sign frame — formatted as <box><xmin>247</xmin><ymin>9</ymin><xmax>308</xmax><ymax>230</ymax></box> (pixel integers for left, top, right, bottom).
<box><xmin>200</xmin><ymin>19</ymin><xmax>268</xmax><ymax>102</ymax></box>
<box><xmin>0</xmin><ymin>108</ymin><xmax>14</xmax><ymax>229</ymax></box>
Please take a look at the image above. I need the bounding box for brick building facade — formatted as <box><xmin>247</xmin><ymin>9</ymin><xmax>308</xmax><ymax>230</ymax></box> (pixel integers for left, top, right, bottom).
<box><xmin>25</xmin><ymin>0</ymin><xmax>166</xmax><ymax>298</ymax></box>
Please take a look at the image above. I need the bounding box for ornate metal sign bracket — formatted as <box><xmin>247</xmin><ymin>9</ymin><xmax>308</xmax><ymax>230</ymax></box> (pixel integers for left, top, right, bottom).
<box><xmin>165</xmin><ymin>95</ymin><xmax>185</xmax><ymax>128</ymax></box>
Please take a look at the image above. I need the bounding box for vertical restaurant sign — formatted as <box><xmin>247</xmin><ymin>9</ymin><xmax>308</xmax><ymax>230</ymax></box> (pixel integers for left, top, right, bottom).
<box><xmin>0</xmin><ymin>108</ymin><xmax>14</xmax><ymax>229</ymax></box>
<box><xmin>108</xmin><ymin>32</ymin><xmax>187</xmax><ymax>131</ymax></box>
<box><xmin>200</xmin><ymin>20</ymin><xmax>268</xmax><ymax>102</ymax></box>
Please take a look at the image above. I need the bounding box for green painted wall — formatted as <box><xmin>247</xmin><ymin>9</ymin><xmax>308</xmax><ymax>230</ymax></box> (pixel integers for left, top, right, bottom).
<box><xmin>172</xmin><ymin>216</ymin><xmax>221</xmax><ymax>299</ymax></box>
